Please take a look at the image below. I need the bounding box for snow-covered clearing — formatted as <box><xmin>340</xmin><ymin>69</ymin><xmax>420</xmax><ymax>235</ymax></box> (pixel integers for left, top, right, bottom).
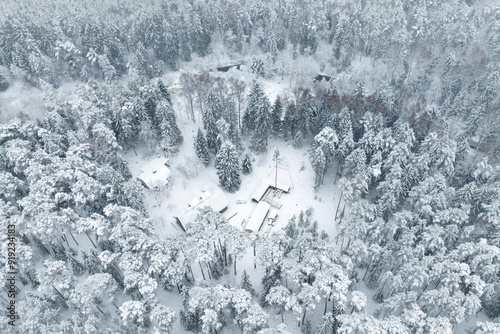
<box><xmin>121</xmin><ymin>74</ymin><xmax>345</xmax><ymax>332</ymax></box>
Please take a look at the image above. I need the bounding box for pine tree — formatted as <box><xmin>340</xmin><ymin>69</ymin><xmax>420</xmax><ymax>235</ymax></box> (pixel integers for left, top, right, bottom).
<box><xmin>242</xmin><ymin>154</ymin><xmax>253</xmax><ymax>174</ymax></box>
<box><xmin>223</xmin><ymin>98</ymin><xmax>243</xmax><ymax>152</ymax></box>
<box><xmin>243</xmin><ymin>83</ymin><xmax>267</xmax><ymax>134</ymax></box>
<box><xmin>204</xmin><ymin>92</ymin><xmax>223</xmax><ymax>154</ymax></box>
<box><xmin>157</xmin><ymin>79</ymin><xmax>171</xmax><ymax>104</ymax></box>
<box><xmin>311</xmin><ymin>147</ymin><xmax>326</xmax><ymax>189</ymax></box>
<box><xmin>215</xmin><ymin>142</ymin><xmax>241</xmax><ymax>192</ymax></box>
<box><xmin>293</xmin><ymin>131</ymin><xmax>303</xmax><ymax>148</ymax></box>
<box><xmin>251</xmin><ymin>95</ymin><xmax>271</xmax><ymax>152</ymax></box>
<box><xmin>241</xmin><ymin>270</ymin><xmax>256</xmax><ymax>296</ymax></box>
<box><xmin>195</xmin><ymin>129</ymin><xmax>210</xmax><ymax>166</ymax></box>
<box><xmin>271</xmin><ymin>96</ymin><xmax>284</xmax><ymax>135</ymax></box>
<box><xmin>157</xmin><ymin>100</ymin><xmax>183</xmax><ymax>154</ymax></box>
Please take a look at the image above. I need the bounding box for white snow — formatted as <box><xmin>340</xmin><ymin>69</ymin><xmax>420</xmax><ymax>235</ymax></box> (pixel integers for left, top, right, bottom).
<box><xmin>246</xmin><ymin>201</ymin><xmax>271</xmax><ymax>233</ymax></box>
<box><xmin>137</xmin><ymin>157</ymin><xmax>172</xmax><ymax>189</ymax></box>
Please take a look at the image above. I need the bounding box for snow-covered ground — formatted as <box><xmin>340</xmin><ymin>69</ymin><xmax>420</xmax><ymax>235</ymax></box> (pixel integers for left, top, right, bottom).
<box><xmin>121</xmin><ymin>67</ymin><xmax>346</xmax><ymax>332</ymax></box>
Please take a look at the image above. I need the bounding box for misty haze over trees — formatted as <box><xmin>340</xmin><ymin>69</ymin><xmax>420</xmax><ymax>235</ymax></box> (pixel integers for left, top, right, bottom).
<box><xmin>0</xmin><ymin>0</ymin><xmax>500</xmax><ymax>333</ymax></box>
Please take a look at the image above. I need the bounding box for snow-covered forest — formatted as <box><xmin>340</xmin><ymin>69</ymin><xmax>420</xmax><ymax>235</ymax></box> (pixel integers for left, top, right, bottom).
<box><xmin>1</xmin><ymin>0</ymin><xmax>500</xmax><ymax>333</ymax></box>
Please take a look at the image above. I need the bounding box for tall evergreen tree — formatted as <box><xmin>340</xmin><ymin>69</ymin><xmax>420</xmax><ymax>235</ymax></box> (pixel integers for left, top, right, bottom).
<box><xmin>203</xmin><ymin>92</ymin><xmax>223</xmax><ymax>154</ymax></box>
<box><xmin>215</xmin><ymin>142</ymin><xmax>241</xmax><ymax>192</ymax></box>
<box><xmin>271</xmin><ymin>96</ymin><xmax>284</xmax><ymax>135</ymax></box>
<box><xmin>242</xmin><ymin>83</ymin><xmax>267</xmax><ymax>134</ymax></box>
<box><xmin>311</xmin><ymin>147</ymin><xmax>327</xmax><ymax>189</ymax></box>
<box><xmin>242</xmin><ymin>153</ymin><xmax>253</xmax><ymax>175</ymax></box>
<box><xmin>241</xmin><ymin>270</ymin><xmax>256</xmax><ymax>296</ymax></box>
<box><xmin>195</xmin><ymin>128</ymin><xmax>210</xmax><ymax>166</ymax></box>
<box><xmin>251</xmin><ymin>95</ymin><xmax>271</xmax><ymax>152</ymax></box>
<box><xmin>156</xmin><ymin>100</ymin><xmax>183</xmax><ymax>154</ymax></box>
<box><xmin>157</xmin><ymin>79</ymin><xmax>171</xmax><ymax>104</ymax></box>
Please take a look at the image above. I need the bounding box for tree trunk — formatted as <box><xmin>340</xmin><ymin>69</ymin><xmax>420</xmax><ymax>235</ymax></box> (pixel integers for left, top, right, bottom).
<box><xmin>335</xmin><ymin>191</ymin><xmax>343</xmax><ymax>221</ymax></box>
<box><xmin>85</xmin><ymin>231</ymin><xmax>97</xmax><ymax>248</ymax></box>
<box><xmin>363</xmin><ymin>256</ymin><xmax>373</xmax><ymax>281</ymax></box>
<box><xmin>68</xmin><ymin>230</ymin><xmax>79</xmax><ymax>246</ymax></box>
<box><xmin>254</xmin><ymin>244</ymin><xmax>257</xmax><ymax>269</ymax></box>
<box><xmin>53</xmin><ymin>285</ymin><xmax>66</xmax><ymax>301</ymax></box>
<box><xmin>62</xmin><ymin>233</ymin><xmax>70</xmax><ymax>249</ymax></box>
<box><xmin>95</xmin><ymin>304</ymin><xmax>104</xmax><ymax>314</ymax></box>
<box><xmin>199</xmin><ymin>262</ymin><xmax>206</xmax><ymax>280</ymax></box>
<box><xmin>301</xmin><ymin>308</ymin><xmax>307</xmax><ymax>327</ymax></box>
<box><xmin>188</xmin><ymin>265</ymin><xmax>195</xmax><ymax>281</ymax></box>
<box><xmin>207</xmin><ymin>263</ymin><xmax>212</xmax><ymax>279</ymax></box>
<box><xmin>234</xmin><ymin>256</ymin><xmax>237</xmax><ymax>275</ymax></box>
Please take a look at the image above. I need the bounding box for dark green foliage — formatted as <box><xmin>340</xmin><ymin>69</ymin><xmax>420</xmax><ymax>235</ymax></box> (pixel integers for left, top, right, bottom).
<box><xmin>301</xmin><ymin>320</ymin><xmax>312</xmax><ymax>334</ymax></box>
<box><xmin>250</xmin><ymin>58</ymin><xmax>265</xmax><ymax>77</ymax></box>
<box><xmin>293</xmin><ymin>131</ymin><xmax>303</xmax><ymax>148</ymax></box>
<box><xmin>260</xmin><ymin>266</ymin><xmax>282</xmax><ymax>307</ymax></box>
<box><xmin>0</xmin><ymin>74</ymin><xmax>9</xmax><ymax>91</ymax></box>
<box><xmin>157</xmin><ymin>100</ymin><xmax>183</xmax><ymax>154</ymax></box>
<box><xmin>311</xmin><ymin>147</ymin><xmax>326</xmax><ymax>189</ymax></box>
<box><xmin>210</xmin><ymin>251</ymin><xmax>224</xmax><ymax>280</ymax></box>
<box><xmin>180</xmin><ymin>289</ymin><xmax>203</xmax><ymax>332</ymax></box>
<box><xmin>52</xmin><ymin>243</ymin><xmax>68</xmax><ymax>261</ymax></box>
<box><xmin>241</xmin><ymin>270</ymin><xmax>256</xmax><ymax>296</ymax></box>
<box><xmin>203</xmin><ymin>92</ymin><xmax>223</xmax><ymax>154</ymax></box>
<box><xmin>195</xmin><ymin>128</ymin><xmax>210</xmax><ymax>166</ymax></box>
<box><xmin>242</xmin><ymin>153</ymin><xmax>253</xmax><ymax>175</ymax></box>
<box><xmin>307</xmin><ymin>221</ymin><xmax>319</xmax><ymax>239</ymax></box>
<box><xmin>157</xmin><ymin>79</ymin><xmax>171</xmax><ymax>104</ymax></box>
<box><xmin>271</xmin><ymin>96</ymin><xmax>283</xmax><ymax>136</ymax></box>
<box><xmin>243</xmin><ymin>83</ymin><xmax>267</xmax><ymax>134</ymax></box>
<box><xmin>483</xmin><ymin>284</ymin><xmax>500</xmax><ymax>318</ymax></box>
<box><xmin>284</xmin><ymin>219</ymin><xmax>299</xmax><ymax>240</ymax></box>
<box><xmin>251</xmin><ymin>96</ymin><xmax>271</xmax><ymax>153</ymax></box>
<box><xmin>69</xmin><ymin>256</ymin><xmax>86</xmax><ymax>276</ymax></box>
<box><xmin>317</xmin><ymin>307</ymin><xmax>343</xmax><ymax>334</ymax></box>
<box><xmin>83</xmin><ymin>249</ymin><xmax>102</xmax><ymax>275</ymax></box>
<box><xmin>215</xmin><ymin>142</ymin><xmax>241</xmax><ymax>192</ymax></box>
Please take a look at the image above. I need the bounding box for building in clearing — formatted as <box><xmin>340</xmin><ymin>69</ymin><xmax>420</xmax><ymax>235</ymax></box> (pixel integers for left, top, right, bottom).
<box><xmin>137</xmin><ymin>158</ymin><xmax>172</xmax><ymax>189</ymax></box>
<box><xmin>251</xmin><ymin>165</ymin><xmax>293</xmax><ymax>202</ymax></box>
<box><xmin>245</xmin><ymin>201</ymin><xmax>271</xmax><ymax>233</ymax></box>
<box><xmin>174</xmin><ymin>189</ymin><xmax>229</xmax><ymax>231</ymax></box>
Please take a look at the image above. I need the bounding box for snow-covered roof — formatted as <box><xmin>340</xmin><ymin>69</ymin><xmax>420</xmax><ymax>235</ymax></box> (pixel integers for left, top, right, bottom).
<box><xmin>137</xmin><ymin>158</ymin><xmax>171</xmax><ymax>189</ymax></box>
<box><xmin>246</xmin><ymin>201</ymin><xmax>270</xmax><ymax>233</ymax></box>
<box><xmin>176</xmin><ymin>189</ymin><xmax>229</xmax><ymax>228</ymax></box>
<box><xmin>251</xmin><ymin>181</ymin><xmax>270</xmax><ymax>202</ymax></box>
<box><xmin>251</xmin><ymin>165</ymin><xmax>293</xmax><ymax>201</ymax></box>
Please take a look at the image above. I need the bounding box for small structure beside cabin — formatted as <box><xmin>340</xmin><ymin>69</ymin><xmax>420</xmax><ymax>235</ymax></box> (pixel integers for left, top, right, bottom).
<box><xmin>314</xmin><ymin>74</ymin><xmax>332</xmax><ymax>82</ymax></box>
<box><xmin>216</xmin><ymin>61</ymin><xmax>244</xmax><ymax>72</ymax></box>
<box><xmin>137</xmin><ymin>158</ymin><xmax>171</xmax><ymax>189</ymax></box>
<box><xmin>174</xmin><ymin>189</ymin><xmax>229</xmax><ymax>231</ymax></box>
<box><xmin>251</xmin><ymin>165</ymin><xmax>293</xmax><ymax>202</ymax></box>
<box><xmin>245</xmin><ymin>201</ymin><xmax>271</xmax><ymax>233</ymax></box>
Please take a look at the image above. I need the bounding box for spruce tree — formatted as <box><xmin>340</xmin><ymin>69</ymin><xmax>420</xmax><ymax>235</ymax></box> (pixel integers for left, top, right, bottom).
<box><xmin>223</xmin><ymin>98</ymin><xmax>243</xmax><ymax>151</ymax></box>
<box><xmin>242</xmin><ymin>154</ymin><xmax>253</xmax><ymax>175</ymax></box>
<box><xmin>251</xmin><ymin>95</ymin><xmax>271</xmax><ymax>152</ymax></box>
<box><xmin>311</xmin><ymin>147</ymin><xmax>326</xmax><ymax>189</ymax></box>
<box><xmin>241</xmin><ymin>270</ymin><xmax>256</xmax><ymax>296</ymax></box>
<box><xmin>204</xmin><ymin>92</ymin><xmax>223</xmax><ymax>154</ymax></box>
<box><xmin>215</xmin><ymin>142</ymin><xmax>241</xmax><ymax>192</ymax></box>
<box><xmin>157</xmin><ymin>100</ymin><xmax>183</xmax><ymax>154</ymax></box>
<box><xmin>271</xmin><ymin>96</ymin><xmax>283</xmax><ymax>136</ymax></box>
<box><xmin>293</xmin><ymin>131</ymin><xmax>303</xmax><ymax>148</ymax></box>
<box><xmin>195</xmin><ymin>128</ymin><xmax>210</xmax><ymax>166</ymax></box>
<box><xmin>242</xmin><ymin>83</ymin><xmax>266</xmax><ymax>134</ymax></box>
<box><xmin>157</xmin><ymin>79</ymin><xmax>171</xmax><ymax>104</ymax></box>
